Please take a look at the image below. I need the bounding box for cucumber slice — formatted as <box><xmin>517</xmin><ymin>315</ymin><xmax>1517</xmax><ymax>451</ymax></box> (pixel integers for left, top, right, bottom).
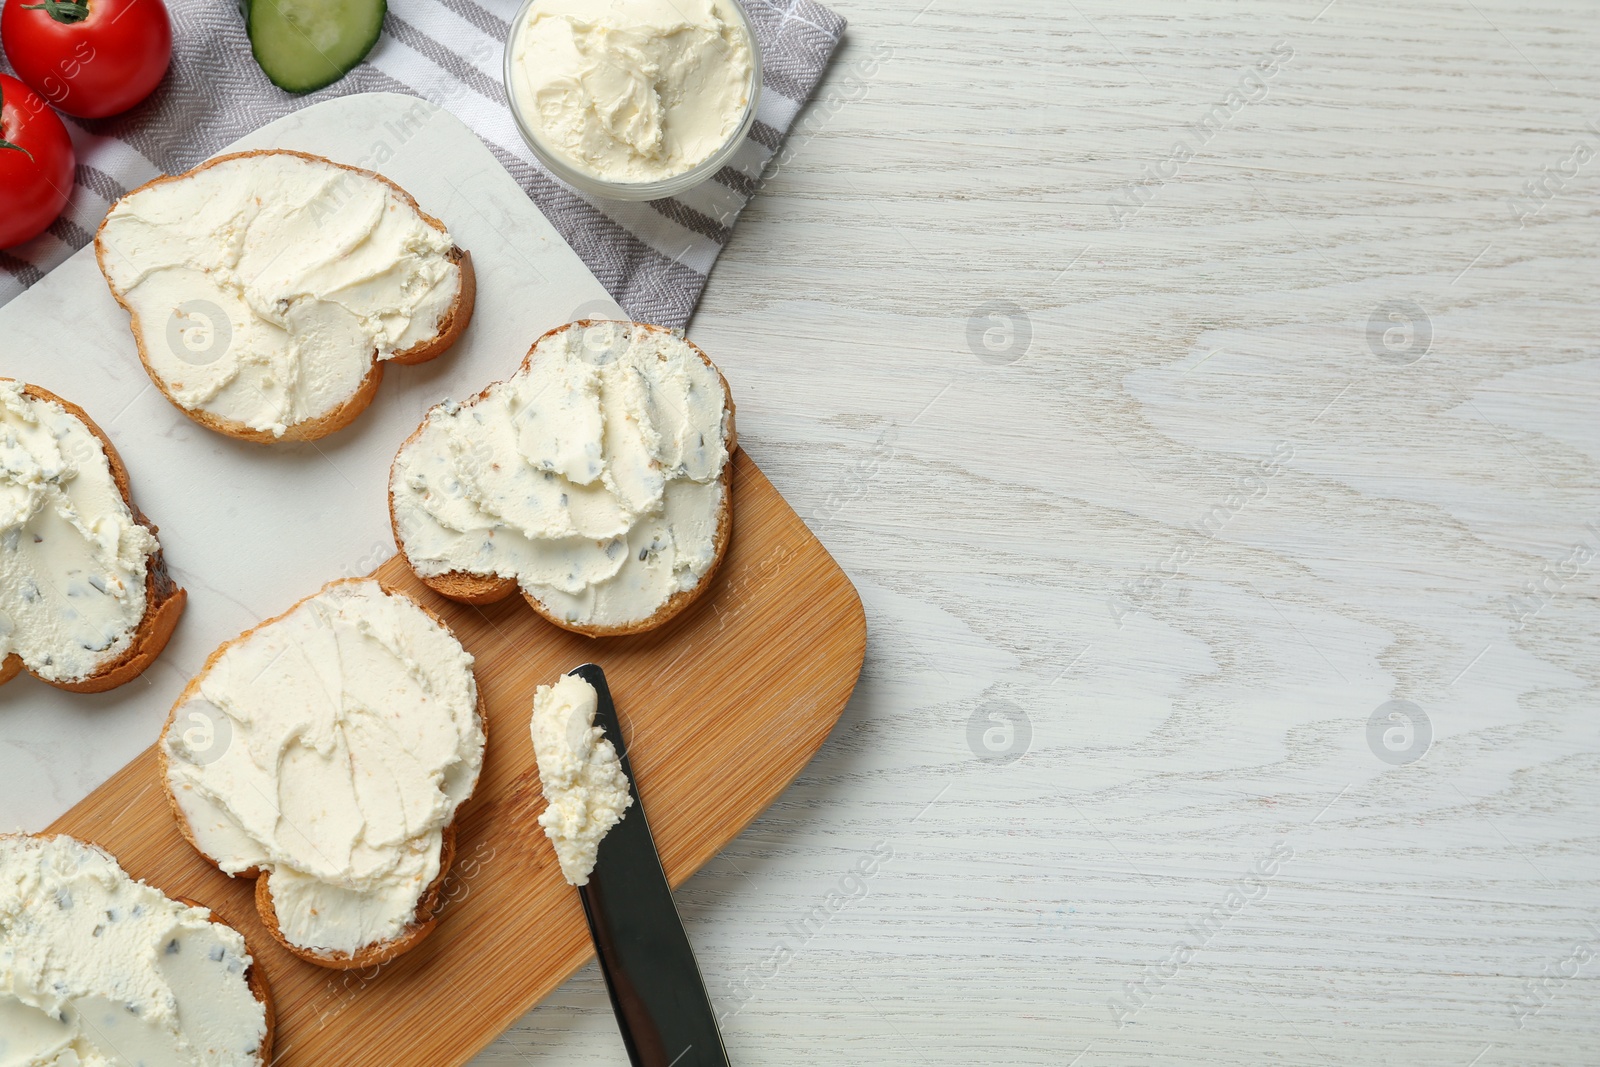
<box><xmin>244</xmin><ymin>0</ymin><xmax>387</xmax><ymax>95</ymax></box>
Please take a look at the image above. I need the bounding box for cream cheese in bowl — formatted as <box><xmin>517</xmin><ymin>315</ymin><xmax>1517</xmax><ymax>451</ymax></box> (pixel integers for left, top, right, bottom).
<box><xmin>505</xmin><ymin>0</ymin><xmax>760</xmax><ymax>200</ymax></box>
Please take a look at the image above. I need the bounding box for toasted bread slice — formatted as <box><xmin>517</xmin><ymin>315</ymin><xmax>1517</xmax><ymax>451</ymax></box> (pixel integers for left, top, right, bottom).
<box><xmin>94</xmin><ymin>149</ymin><xmax>475</xmax><ymax>444</ymax></box>
<box><xmin>388</xmin><ymin>320</ymin><xmax>736</xmax><ymax>638</ymax></box>
<box><xmin>1</xmin><ymin>833</ymin><xmax>274</xmax><ymax>1065</ymax></box>
<box><xmin>0</xmin><ymin>381</ymin><xmax>185</xmax><ymax>693</ymax></box>
<box><xmin>159</xmin><ymin>577</ymin><xmax>486</xmax><ymax>970</ymax></box>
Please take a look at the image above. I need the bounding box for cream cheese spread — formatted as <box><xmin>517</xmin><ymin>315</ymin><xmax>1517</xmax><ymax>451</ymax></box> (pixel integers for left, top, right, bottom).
<box><xmin>0</xmin><ymin>381</ymin><xmax>158</xmax><ymax>684</ymax></box>
<box><xmin>391</xmin><ymin>321</ymin><xmax>731</xmax><ymax>632</ymax></box>
<box><xmin>529</xmin><ymin>673</ymin><xmax>631</xmax><ymax>885</ymax></box>
<box><xmin>162</xmin><ymin>580</ymin><xmax>483</xmax><ymax>957</ymax></box>
<box><xmin>509</xmin><ymin>0</ymin><xmax>755</xmax><ymax>183</ymax></box>
<box><xmin>0</xmin><ymin>834</ymin><xmax>268</xmax><ymax>1067</ymax></box>
<box><xmin>98</xmin><ymin>152</ymin><xmax>462</xmax><ymax>438</ymax></box>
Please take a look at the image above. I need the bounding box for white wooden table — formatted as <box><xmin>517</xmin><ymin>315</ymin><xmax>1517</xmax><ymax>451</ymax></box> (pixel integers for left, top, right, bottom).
<box><xmin>477</xmin><ymin>1</ymin><xmax>1600</xmax><ymax>1064</ymax></box>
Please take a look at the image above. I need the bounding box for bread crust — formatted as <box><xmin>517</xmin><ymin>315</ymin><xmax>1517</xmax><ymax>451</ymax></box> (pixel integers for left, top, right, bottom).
<box><xmin>0</xmin><ymin>832</ymin><xmax>275</xmax><ymax>1066</ymax></box>
<box><xmin>93</xmin><ymin>149</ymin><xmax>476</xmax><ymax>444</ymax></box>
<box><xmin>0</xmin><ymin>381</ymin><xmax>185</xmax><ymax>693</ymax></box>
<box><xmin>387</xmin><ymin>320</ymin><xmax>737</xmax><ymax>638</ymax></box>
<box><xmin>157</xmin><ymin>576</ymin><xmax>487</xmax><ymax>970</ymax></box>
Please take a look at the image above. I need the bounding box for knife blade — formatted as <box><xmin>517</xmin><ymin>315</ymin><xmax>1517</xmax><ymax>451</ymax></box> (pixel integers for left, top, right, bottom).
<box><xmin>568</xmin><ymin>663</ymin><xmax>732</xmax><ymax>1067</ymax></box>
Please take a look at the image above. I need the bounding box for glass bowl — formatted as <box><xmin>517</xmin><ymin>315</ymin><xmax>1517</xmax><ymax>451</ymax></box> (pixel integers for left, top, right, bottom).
<box><xmin>502</xmin><ymin>0</ymin><xmax>762</xmax><ymax>202</ymax></box>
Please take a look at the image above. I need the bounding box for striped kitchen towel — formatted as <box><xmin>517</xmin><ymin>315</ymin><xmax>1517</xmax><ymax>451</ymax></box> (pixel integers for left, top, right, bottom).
<box><xmin>0</xmin><ymin>0</ymin><xmax>844</xmax><ymax>328</ymax></box>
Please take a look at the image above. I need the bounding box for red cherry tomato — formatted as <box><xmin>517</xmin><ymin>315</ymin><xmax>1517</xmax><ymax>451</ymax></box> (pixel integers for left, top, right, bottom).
<box><xmin>1</xmin><ymin>0</ymin><xmax>172</xmax><ymax>119</ymax></box>
<box><xmin>0</xmin><ymin>74</ymin><xmax>75</xmax><ymax>248</ymax></box>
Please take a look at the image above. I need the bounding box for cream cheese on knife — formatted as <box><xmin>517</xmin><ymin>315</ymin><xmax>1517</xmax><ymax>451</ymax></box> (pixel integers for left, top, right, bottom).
<box><xmin>530</xmin><ymin>673</ymin><xmax>632</xmax><ymax>886</ymax></box>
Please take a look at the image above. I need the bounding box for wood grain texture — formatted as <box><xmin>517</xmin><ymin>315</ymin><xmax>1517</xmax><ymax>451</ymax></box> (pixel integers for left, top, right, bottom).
<box><xmin>46</xmin><ymin>450</ymin><xmax>866</xmax><ymax>1067</ymax></box>
<box><xmin>477</xmin><ymin>0</ymin><xmax>1600</xmax><ymax>1064</ymax></box>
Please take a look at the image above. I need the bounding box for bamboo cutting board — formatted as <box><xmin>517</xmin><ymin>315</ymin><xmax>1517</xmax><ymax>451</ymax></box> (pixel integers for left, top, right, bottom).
<box><xmin>46</xmin><ymin>448</ymin><xmax>866</xmax><ymax>1066</ymax></box>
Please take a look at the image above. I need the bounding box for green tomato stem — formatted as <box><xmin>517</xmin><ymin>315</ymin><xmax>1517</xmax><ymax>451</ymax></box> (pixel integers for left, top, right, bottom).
<box><xmin>21</xmin><ymin>0</ymin><xmax>91</xmax><ymax>24</ymax></box>
<box><xmin>0</xmin><ymin>85</ymin><xmax>33</xmax><ymax>157</ymax></box>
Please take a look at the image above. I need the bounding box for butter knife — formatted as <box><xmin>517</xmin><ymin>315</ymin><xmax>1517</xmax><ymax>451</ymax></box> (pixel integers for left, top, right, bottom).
<box><xmin>568</xmin><ymin>663</ymin><xmax>732</xmax><ymax>1067</ymax></box>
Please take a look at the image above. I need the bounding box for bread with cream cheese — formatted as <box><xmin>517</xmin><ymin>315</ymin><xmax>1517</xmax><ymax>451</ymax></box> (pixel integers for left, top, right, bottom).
<box><xmin>0</xmin><ymin>832</ymin><xmax>274</xmax><ymax>1066</ymax></box>
<box><xmin>387</xmin><ymin>320</ymin><xmax>736</xmax><ymax>637</ymax></box>
<box><xmin>158</xmin><ymin>577</ymin><xmax>486</xmax><ymax>970</ymax></box>
<box><xmin>94</xmin><ymin>149</ymin><xmax>475</xmax><ymax>443</ymax></box>
<box><xmin>0</xmin><ymin>380</ymin><xmax>185</xmax><ymax>693</ymax></box>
